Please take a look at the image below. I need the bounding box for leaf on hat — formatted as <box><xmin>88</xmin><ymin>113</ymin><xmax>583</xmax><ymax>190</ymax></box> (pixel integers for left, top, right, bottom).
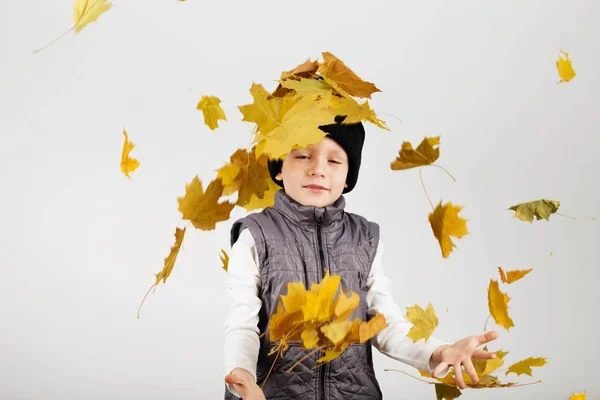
<box><xmin>318</xmin><ymin>52</ymin><xmax>381</xmax><ymax>99</ymax></box>
<box><xmin>196</xmin><ymin>95</ymin><xmax>227</xmax><ymax>130</ymax></box>
<box><xmin>327</xmin><ymin>95</ymin><xmax>389</xmax><ymax>130</ymax></box>
<box><xmin>215</xmin><ymin>147</ymin><xmax>271</xmax><ymax>207</ymax></box>
<box><xmin>273</xmin><ymin>58</ymin><xmax>320</xmax><ymax>97</ymax></box>
<box><xmin>279</xmin><ymin>77</ymin><xmax>334</xmax><ymax>100</ymax></box>
<box><xmin>238</xmin><ymin>83</ymin><xmax>298</xmax><ymax>138</ymax></box>
<box><xmin>428</xmin><ymin>200</ymin><xmax>469</xmax><ymax>258</ymax></box>
<box><xmin>177</xmin><ymin>176</ymin><xmax>235</xmax><ymax>230</ymax></box>
<box><xmin>254</xmin><ymin>94</ymin><xmax>338</xmax><ymax>159</ymax></box>
<box><xmin>556</xmin><ymin>50</ymin><xmax>576</xmax><ymax>84</ymax></box>
<box><xmin>120</xmin><ymin>128</ymin><xmax>140</xmax><ymax>178</ymax></box>
<box><xmin>391</xmin><ymin>136</ymin><xmax>440</xmax><ymax>170</ymax></box>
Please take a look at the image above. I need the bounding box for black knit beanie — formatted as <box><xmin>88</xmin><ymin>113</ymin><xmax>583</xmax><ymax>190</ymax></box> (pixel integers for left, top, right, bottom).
<box><xmin>267</xmin><ymin>115</ymin><xmax>366</xmax><ymax>194</ymax></box>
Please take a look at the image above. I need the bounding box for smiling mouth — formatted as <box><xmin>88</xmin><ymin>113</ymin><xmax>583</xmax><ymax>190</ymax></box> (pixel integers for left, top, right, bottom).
<box><xmin>304</xmin><ymin>185</ymin><xmax>328</xmax><ymax>191</ymax></box>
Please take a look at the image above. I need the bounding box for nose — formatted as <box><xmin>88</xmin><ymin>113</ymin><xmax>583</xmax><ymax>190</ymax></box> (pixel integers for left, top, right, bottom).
<box><xmin>308</xmin><ymin>156</ymin><xmax>326</xmax><ymax>177</ymax></box>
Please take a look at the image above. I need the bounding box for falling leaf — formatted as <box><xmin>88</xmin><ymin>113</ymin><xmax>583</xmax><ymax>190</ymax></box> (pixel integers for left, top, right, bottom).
<box><xmin>196</xmin><ymin>95</ymin><xmax>227</xmax><ymax>130</ymax></box>
<box><xmin>498</xmin><ymin>266</ymin><xmax>533</xmax><ymax>284</ymax></box>
<box><xmin>154</xmin><ymin>227</ymin><xmax>187</xmax><ymax>285</ymax></box>
<box><xmin>215</xmin><ymin>147</ymin><xmax>271</xmax><ymax>206</ymax></box>
<box><xmin>34</xmin><ymin>0</ymin><xmax>112</xmax><ymax>53</ymax></box>
<box><xmin>405</xmin><ymin>303</ymin><xmax>438</xmax><ymax>343</ymax></box>
<box><xmin>391</xmin><ymin>136</ymin><xmax>440</xmax><ymax>170</ymax></box>
<box><xmin>317</xmin><ymin>52</ymin><xmax>381</xmax><ymax>98</ymax></box>
<box><xmin>556</xmin><ymin>50</ymin><xmax>576</xmax><ymax>84</ymax></box>
<box><xmin>220</xmin><ymin>249</ymin><xmax>229</xmax><ymax>272</ymax></box>
<box><xmin>428</xmin><ymin>201</ymin><xmax>469</xmax><ymax>258</ymax></box>
<box><xmin>508</xmin><ymin>199</ymin><xmax>560</xmax><ymax>222</ymax></box>
<box><xmin>505</xmin><ymin>357</ymin><xmax>548</xmax><ymax>377</ymax></box>
<box><xmin>488</xmin><ymin>279</ymin><xmax>514</xmax><ymax>331</ymax></box>
<box><xmin>137</xmin><ymin>226</ymin><xmax>186</xmax><ymax>318</ymax></box>
<box><xmin>569</xmin><ymin>392</ymin><xmax>588</xmax><ymax>400</ymax></box>
<box><xmin>177</xmin><ymin>177</ymin><xmax>235</xmax><ymax>230</ymax></box>
<box><xmin>120</xmin><ymin>129</ymin><xmax>140</xmax><ymax>178</ymax></box>
<box><xmin>435</xmin><ymin>383</ymin><xmax>462</xmax><ymax>400</ymax></box>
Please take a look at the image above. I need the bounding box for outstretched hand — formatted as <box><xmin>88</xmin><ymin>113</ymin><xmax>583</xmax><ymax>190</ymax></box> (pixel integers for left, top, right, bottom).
<box><xmin>430</xmin><ymin>330</ymin><xmax>500</xmax><ymax>389</ymax></box>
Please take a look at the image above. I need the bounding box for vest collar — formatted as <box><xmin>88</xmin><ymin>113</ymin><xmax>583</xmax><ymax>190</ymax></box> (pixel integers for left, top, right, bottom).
<box><xmin>273</xmin><ymin>190</ymin><xmax>346</xmax><ymax>230</ymax></box>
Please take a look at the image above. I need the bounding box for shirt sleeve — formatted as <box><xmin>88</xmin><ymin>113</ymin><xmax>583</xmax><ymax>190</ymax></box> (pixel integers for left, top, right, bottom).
<box><xmin>366</xmin><ymin>239</ymin><xmax>451</xmax><ymax>377</ymax></box>
<box><xmin>223</xmin><ymin>228</ymin><xmax>262</xmax><ymax>398</ymax></box>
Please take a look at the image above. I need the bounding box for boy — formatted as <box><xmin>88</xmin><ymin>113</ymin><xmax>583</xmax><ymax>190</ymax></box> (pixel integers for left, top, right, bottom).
<box><xmin>223</xmin><ymin>117</ymin><xmax>499</xmax><ymax>399</ymax></box>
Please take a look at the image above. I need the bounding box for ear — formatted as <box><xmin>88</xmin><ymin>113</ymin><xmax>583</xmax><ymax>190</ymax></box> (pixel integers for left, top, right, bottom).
<box><xmin>276</xmin><ymin>172</ymin><xmax>282</xmax><ymax>181</ymax></box>
<box><xmin>344</xmin><ymin>182</ymin><xmax>348</xmax><ymax>188</ymax></box>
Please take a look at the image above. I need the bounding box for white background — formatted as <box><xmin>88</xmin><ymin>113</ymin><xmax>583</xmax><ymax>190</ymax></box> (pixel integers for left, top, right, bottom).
<box><xmin>1</xmin><ymin>1</ymin><xmax>598</xmax><ymax>399</ymax></box>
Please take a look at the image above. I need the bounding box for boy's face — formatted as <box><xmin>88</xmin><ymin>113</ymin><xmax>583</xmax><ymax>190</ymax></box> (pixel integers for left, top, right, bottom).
<box><xmin>275</xmin><ymin>137</ymin><xmax>349</xmax><ymax>208</ymax></box>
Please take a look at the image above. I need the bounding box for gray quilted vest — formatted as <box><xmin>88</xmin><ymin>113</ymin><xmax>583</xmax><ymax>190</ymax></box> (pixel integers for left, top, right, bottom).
<box><xmin>224</xmin><ymin>189</ymin><xmax>383</xmax><ymax>400</ymax></box>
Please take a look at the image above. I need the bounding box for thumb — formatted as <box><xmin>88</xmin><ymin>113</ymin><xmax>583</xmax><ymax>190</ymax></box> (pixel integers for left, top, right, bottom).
<box><xmin>225</xmin><ymin>373</ymin><xmax>248</xmax><ymax>395</ymax></box>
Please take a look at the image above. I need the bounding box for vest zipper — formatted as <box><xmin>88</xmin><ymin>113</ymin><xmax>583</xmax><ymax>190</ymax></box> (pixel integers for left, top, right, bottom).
<box><xmin>316</xmin><ymin>214</ymin><xmax>326</xmax><ymax>400</ymax></box>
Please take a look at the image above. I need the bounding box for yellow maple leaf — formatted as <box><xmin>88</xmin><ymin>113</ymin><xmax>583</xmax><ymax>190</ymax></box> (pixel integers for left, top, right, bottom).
<box><xmin>177</xmin><ymin>177</ymin><xmax>235</xmax><ymax>230</ymax></box>
<box><xmin>498</xmin><ymin>266</ymin><xmax>533</xmax><ymax>284</ymax></box>
<box><xmin>434</xmin><ymin>383</ymin><xmax>462</xmax><ymax>400</ymax></box>
<box><xmin>238</xmin><ymin>83</ymin><xmax>294</xmax><ymax>138</ymax></box>
<box><xmin>428</xmin><ymin>201</ymin><xmax>469</xmax><ymax>258</ymax></box>
<box><xmin>120</xmin><ymin>129</ymin><xmax>140</xmax><ymax>178</ymax></box>
<box><xmin>505</xmin><ymin>357</ymin><xmax>548</xmax><ymax>377</ymax></box>
<box><xmin>279</xmin><ymin>77</ymin><xmax>334</xmax><ymax>99</ymax></box>
<box><xmin>317</xmin><ymin>51</ymin><xmax>381</xmax><ymax>98</ymax></box>
<box><xmin>302</xmin><ymin>271</ymin><xmax>341</xmax><ymax>322</ymax></box>
<box><xmin>359</xmin><ymin>312</ymin><xmax>388</xmax><ymax>343</ymax></box>
<box><xmin>405</xmin><ymin>302</ymin><xmax>439</xmax><ymax>343</ymax></box>
<box><xmin>220</xmin><ymin>249</ymin><xmax>229</xmax><ymax>272</ymax></box>
<box><xmin>242</xmin><ymin>177</ymin><xmax>280</xmax><ymax>211</ymax></box>
<box><xmin>326</xmin><ymin>95</ymin><xmax>389</xmax><ymax>130</ymax></box>
<box><xmin>569</xmin><ymin>392</ymin><xmax>588</xmax><ymax>400</ymax></box>
<box><xmin>508</xmin><ymin>199</ymin><xmax>560</xmax><ymax>223</ymax></box>
<box><xmin>256</xmin><ymin>94</ymin><xmax>340</xmax><ymax>159</ymax></box>
<box><xmin>137</xmin><ymin>226</ymin><xmax>186</xmax><ymax>318</ymax></box>
<box><xmin>34</xmin><ymin>0</ymin><xmax>112</xmax><ymax>53</ymax></box>
<box><xmin>75</xmin><ymin>0</ymin><xmax>112</xmax><ymax>32</ymax></box>
<box><xmin>196</xmin><ymin>95</ymin><xmax>227</xmax><ymax>130</ymax></box>
<box><xmin>556</xmin><ymin>50</ymin><xmax>576</xmax><ymax>84</ymax></box>
<box><xmin>391</xmin><ymin>136</ymin><xmax>440</xmax><ymax>170</ymax></box>
<box><xmin>301</xmin><ymin>325</ymin><xmax>320</xmax><ymax>349</ymax></box>
<box><xmin>333</xmin><ymin>289</ymin><xmax>360</xmax><ymax>320</ymax></box>
<box><xmin>273</xmin><ymin>58</ymin><xmax>320</xmax><ymax>97</ymax></box>
<box><xmin>215</xmin><ymin>147</ymin><xmax>271</xmax><ymax>206</ymax></box>
<box><xmin>488</xmin><ymin>279</ymin><xmax>514</xmax><ymax>331</ymax></box>
<box><xmin>321</xmin><ymin>318</ymin><xmax>353</xmax><ymax>346</ymax></box>
<box><xmin>154</xmin><ymin>227</ymin><xmax>186</xmax><ymax>286</ymax></box>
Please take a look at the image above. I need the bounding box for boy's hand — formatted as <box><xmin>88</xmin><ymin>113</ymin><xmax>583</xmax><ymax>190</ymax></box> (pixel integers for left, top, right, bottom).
<box><xmin>429</xmin><ymin>330</ymin><xmax>500</xmax><ymax>389</ymax></box>
<box><xmin>224</xmin><ymin>368</ymin><xmax>266</xmax><ymax>400</ymax></box>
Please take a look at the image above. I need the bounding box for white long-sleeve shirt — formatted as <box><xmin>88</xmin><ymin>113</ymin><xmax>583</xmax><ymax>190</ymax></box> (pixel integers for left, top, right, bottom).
<box><xmin>224</xmin><ymin>229</ymin><xmax>451</xmax><ymax>397</ymax></box>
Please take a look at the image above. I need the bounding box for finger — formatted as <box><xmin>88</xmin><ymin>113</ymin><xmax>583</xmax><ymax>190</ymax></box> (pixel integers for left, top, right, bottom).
<box><xmin>472</xmin><ymin>348</ymin><xmax>497</xmax><ymax>359</ymax></box>
<box><xmin>432</xmin><ymin>362</ymin><xmax>449</xmax><ymax>379</ymax></box>
<box><xmin>453</xmin><ymin>363</ymin><xmax>465</xmax><ymax>389</ymax></box>
<box><xmin>463</xmin><ymin>359</ymin><xmax>478</xmax><ymax>385</ymax></box>
<box><xmin>478</xmin><ymin>330</ymin><xmax>499</xmax><ymax>345</ymax></box>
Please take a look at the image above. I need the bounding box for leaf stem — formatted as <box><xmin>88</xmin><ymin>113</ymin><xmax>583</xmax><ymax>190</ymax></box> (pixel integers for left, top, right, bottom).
<box><xmin>33</xmin><ymin>25</ymin><xmax>76</xmax><ymax>54</ymax></box>
<box><xmin>484</xmin><ymin>314</ymin><xmax>491</xmax><ymax>332</ymax></box>
<box><xmin>419</xmin><ymin>169</ymin><xmax>434</xmax><ymax>211</ymax></box>
<box><xmin>555</xmin><ymin>212</ymin><xmax>595</xmax><ymax>221</ymax></box>
<box><xmin>432</xmin><ymin>164</ymin><xmax>456</xmax><ymax>182</ymax></box>
<box><xmin>384</xmin><ymin>369</ymin><xmax>435</xmax><ymax>384</ymax></box>
<box><xmin>137</xmin><ymin>283</ymin><xmax>156</xmax><ymax>319</ymax></box>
